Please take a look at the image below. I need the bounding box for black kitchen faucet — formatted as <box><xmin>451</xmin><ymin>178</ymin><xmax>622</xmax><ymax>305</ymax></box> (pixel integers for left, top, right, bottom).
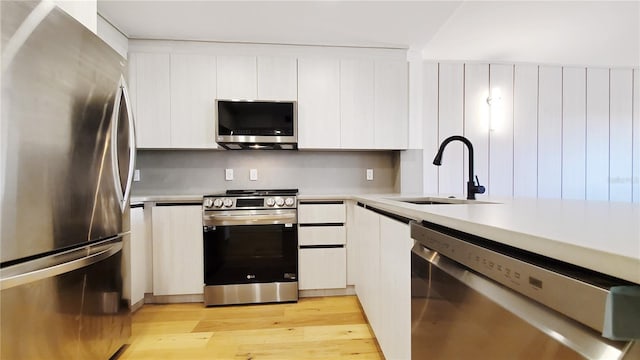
<box><xmin>433</xmin><ymin>135</ymin><xmax>486</xmax><ymax>200</ymax></box>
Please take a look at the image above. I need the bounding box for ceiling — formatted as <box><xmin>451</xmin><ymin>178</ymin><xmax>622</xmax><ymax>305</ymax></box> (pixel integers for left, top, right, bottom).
<box><xmin>98</xmin><ymin>1</ymin><xmax>639</xmax><ymax>67</ymax></box>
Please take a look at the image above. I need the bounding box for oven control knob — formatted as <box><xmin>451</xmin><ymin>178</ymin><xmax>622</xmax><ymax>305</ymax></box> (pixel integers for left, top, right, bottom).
<box><xmin>203</xmin><ymin>198</ymin><xmax>214</xmax><ymax>208</ymax></box>
<box><xmin>275</xmin><ymin>197</ymin><xmax>285</xmax><ymax>207</ymax></box>
<box><xmin>266</xmin><ymin>197</ymin><xmax>276</xmax><ymax>207</ymax></box>
<box><xmin>285</xmin><ymin>197</ymin><xmax>295</xmax><ymax>207</ymax></box>
<box><xmin>223</xmin><ymin>198</ymin><xmax>233</xmax><ymax>207</ymax></box>
<box><xmin>213</xmin><ymin>198</ymin><xmax>223</xmax><ymax>208</ymax></box>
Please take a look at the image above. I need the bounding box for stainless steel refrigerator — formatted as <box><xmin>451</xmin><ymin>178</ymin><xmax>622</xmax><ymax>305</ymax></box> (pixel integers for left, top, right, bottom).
<box><xmin>1</xmin><ymin>1</ymin><xmax>136</xmax><ymax>359</ymax></box>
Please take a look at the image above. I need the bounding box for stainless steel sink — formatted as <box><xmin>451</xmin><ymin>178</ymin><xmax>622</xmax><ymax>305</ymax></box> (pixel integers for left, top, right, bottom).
<box><xmin>387</xmin><ymin>197</ymin><xmax>496</xmax><ymax>205</ymax></box>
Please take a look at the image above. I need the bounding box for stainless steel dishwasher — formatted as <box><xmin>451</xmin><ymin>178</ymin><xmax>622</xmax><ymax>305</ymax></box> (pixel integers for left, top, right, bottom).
<box><xmin>410</xmin><ymin>221</ymin><xmax>640</xmax><ymax>360</ymax></box>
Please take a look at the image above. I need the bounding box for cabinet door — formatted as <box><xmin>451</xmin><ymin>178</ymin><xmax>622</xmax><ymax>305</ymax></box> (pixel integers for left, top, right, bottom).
<box><xmin>170</xmin><ymin>54</ymin><xmax>217</xmax><ymax>148</ymax></box>
<box><xmin>340</xmin><ymin>59</ymin><xmax>375</xmax><ymax>149</ymax></box>
<box><xmin>129</xmin><ymin>52</ymin><xmax>171</xmax><ymax>148</ymax></box>
<box><xmin>217</xmin><ymin>55</ymin><xmax>257</xmax><ymax>100</ymax></box>
<box><xmin>298</xmin><ymin>248</ymin><xmax>346</xmax><ymax>290</ymax></box>
<box><xmin>125</xmin><ymin>207</ymin><xmax>148</xmax><ymax>305</ymax></box>
<box><xmin>151</xmin><ymin>205</ymin><xmax>204</xmax><ymax>296</ymax></box>
<box><xmin>374</xmin><ymin>59</ymin><xmax>408</xmax><ymax>149</ymax></box>
<box><xmin>298</xmin><ymin>58</ymin><xmax>341</xmax><ymax>149</ymax></box>
<box><xmin>379</xmin><ymin>216</ymin><xmax>412</xmax><ymax>360</ymax></box>
<box><xmin>353</xmin><ymin>206</ymin><xmax>381</xmax><ymax>334</ymax></box>
<box><xmin>257</xmin><ymin>56</ymin><xmax>297</xmax><ymax>100</ymax></box>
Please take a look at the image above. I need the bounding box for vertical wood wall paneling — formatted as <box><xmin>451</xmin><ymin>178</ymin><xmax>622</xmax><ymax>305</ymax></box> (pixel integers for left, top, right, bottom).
<box><xmin>633</xmin><ymin>69</ymin><xmax>640</xmax><ymax>203</ymax></box>
<box><xmin>170</xmin><ymin>54</ymin><xmax>217</xmax><ymax>148</ymax></box>
<box><xmin>609</xmin><ymin>69</ymin><xmax>634</xmax><ymax>202</ymax></box>
<box><xmin>585</xmin><ymin>68</ymin><xmax>610</xmax><ymax>201</ymax></box>
<box><xmin>488</xmin><ymin>64</ymin><xmax>515</xmax><ymax>198</ymax></box>
<box><xmin>340</xmin><ymin>59</ymin><xmax>375</xmax><ymax>149</ymax></box>
<box><xmin>537</xmin><ymin>66</ymin><xmax>563</xmax><ymax>198</ymax></box>
<box><xmin>561</xmin><ymin>67</ymin><xmax>587</xmax><ymax>200</ymax></box>
<box><xmin>463</xmin><ymin>64</ymin><xmax>489</xmax><ymax>198</ymax></box>
<box><xmin>437</xmin><ymin>63</ymin><xmax>465</xmax><ymax>196</ymax></box>
<box><xmin>513</xmin><ymin>65</ymin><xmax>539</xmax><ymax>198</ymax></box>
<box><xmin>422</xmin><ymin>62</ymin><xmax>439</xmax><ymax>194</ymax></box>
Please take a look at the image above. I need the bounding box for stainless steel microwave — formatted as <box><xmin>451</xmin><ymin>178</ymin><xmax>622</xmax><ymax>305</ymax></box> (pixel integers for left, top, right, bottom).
<box><xmin>215</xmin><ymin>99</ymin><xmax>297</xmax><ymax>150</ymax></box>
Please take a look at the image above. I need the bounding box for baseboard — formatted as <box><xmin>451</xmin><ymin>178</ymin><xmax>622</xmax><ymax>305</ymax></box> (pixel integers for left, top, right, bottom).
<box><xmin>143</xmin><ymin>293</ymin><xmax>204</xmax><ymax>304</ymax></box>
<box><xmin>299</xmin><ymin>285</ymin><xmax>356</xmax><ymax>298</ymax></box>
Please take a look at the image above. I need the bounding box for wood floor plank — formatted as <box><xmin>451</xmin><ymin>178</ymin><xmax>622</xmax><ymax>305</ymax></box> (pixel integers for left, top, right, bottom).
<box><xmin>119</xmin><ymin>296</ymin><xmax>383</xmax><ymax>360</ymax></box>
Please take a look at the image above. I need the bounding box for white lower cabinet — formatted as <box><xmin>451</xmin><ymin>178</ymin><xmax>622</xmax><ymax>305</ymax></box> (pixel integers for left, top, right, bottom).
<box><xmin>378</xmin><ymin>214</ymin><xmax>412</xmax><ymax>360</ymax></box>
<box><xmin>298</xmin><ymin>247</ymin><xmax>346</xmax><ymax>290</ymax></box>
<box><xmin>151</xmin><ymin>204</ymin><xmax>204</xmax><ymax>296</ymax></box>
<box><xmin>298</xmin><ymin>201</ymin><xmax>347</xmax><ymax>290</ymax></box>
<box><xmin>125</xmin><ymin>206</ymin><xmax>147</xmax><ymax>307</ymax></box>
<box><xmin>354</xmin><ymin>204</ymin><xmax>412</xmax><ymax>360</ymax></box>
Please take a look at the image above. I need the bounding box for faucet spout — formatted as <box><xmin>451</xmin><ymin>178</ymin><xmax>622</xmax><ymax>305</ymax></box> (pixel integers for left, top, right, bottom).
<box><xmin>433</xmin><ymin>135</ymin><xmax>486</xmax><ymax>200</ymax></box>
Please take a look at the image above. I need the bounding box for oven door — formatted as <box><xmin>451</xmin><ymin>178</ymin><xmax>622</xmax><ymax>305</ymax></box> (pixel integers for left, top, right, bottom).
<box><xmin>411</xmin><ymin>243</ymin><xmax>630</xmax><ymax>360</ymax></box>
<box><xmin>203</xmin><ymin>223</ymin><xmax>297</xmax><ymax>286</ymax></box>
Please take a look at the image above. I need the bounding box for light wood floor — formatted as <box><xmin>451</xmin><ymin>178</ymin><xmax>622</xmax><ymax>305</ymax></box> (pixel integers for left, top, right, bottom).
<box><xmin>119</xmin><ymin>296</ymin><xmax>384</xmax><ymax>360</ymax></box>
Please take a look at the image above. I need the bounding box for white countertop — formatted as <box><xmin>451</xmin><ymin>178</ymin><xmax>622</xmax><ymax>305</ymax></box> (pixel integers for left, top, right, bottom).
<box><xmin>353</xmin><ymin>195</ymin><xmax>640</xmax><ymax>285</ymax></box>
<box><xmin>131</xmin><ymin>192</ymin><xmax>640</xmax><ymax>284</ymax></box>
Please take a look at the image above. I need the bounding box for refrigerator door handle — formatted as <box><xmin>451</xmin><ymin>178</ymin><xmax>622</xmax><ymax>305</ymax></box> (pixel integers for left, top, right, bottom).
<box><xmin>111</xmin><ymin>75</ymin><xmax>137</xmax><ymax>212</ymax></box>
<box><xmin>0</xmin><ymin>240</ymin><xmax>123</xmax><ymax>290</ymax></box>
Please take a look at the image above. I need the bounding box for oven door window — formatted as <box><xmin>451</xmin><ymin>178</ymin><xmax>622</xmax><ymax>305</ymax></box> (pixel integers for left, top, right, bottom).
<box><xmin>204</xmin><ymin>224</ymin><xmax>297</xmax><ymax>285</ymax></box>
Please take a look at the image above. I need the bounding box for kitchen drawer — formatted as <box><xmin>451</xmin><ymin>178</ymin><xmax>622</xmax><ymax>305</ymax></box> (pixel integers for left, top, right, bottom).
<box><xmin>298</xmin><ymin>202</ymin><xmax>346</xmax><ymax>224</ymax></box>
<box><xmin>299</xmin><ymin>226</ymin><xmax>346</xmax><ymax>246</ymax></box>
<box><xmin>298</xmin><ymin>247</ymin><xmax>346</xmax><ymax>290</ymax></box>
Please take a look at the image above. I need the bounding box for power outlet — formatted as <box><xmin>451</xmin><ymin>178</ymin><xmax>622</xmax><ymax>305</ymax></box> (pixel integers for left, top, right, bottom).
<box><xmin>250</xmin><ymin>168</ymin><xmax>258</xmax><ymax>181</ymax></box>
<box><xmin>133</xmin><ymin>169</ymin><xmax>140</xmax><ymax>182</ymax></box>
<box><xmin>225</xmin><ymin>168</ymin><xmax>234</xmax><ymax>181</ymax></box>
<box><xmin>366</xmin><ymin>169</ymin><xmax>374</xmax><ymax>181</ymax></box>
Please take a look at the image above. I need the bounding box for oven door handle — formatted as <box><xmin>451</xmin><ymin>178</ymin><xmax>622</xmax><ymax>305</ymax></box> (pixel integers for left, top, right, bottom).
<box><xmin>203</xmin><ymin>213</ymin><xmax>297</xmax><ymax>226</ymax></box>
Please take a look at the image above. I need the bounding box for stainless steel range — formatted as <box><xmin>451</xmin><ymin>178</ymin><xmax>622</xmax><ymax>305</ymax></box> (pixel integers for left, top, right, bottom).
<box><xmin>202</xmin><ymin>189</ymin><xmax>298</xmax><ymax>306</ymax></box>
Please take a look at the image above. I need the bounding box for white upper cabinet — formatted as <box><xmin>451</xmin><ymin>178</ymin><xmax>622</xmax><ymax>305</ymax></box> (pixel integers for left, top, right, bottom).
<box><xmin>128</xmin><ymin>41</ymin><xmax>408</xmax><ymax>150</ymax></box>
<box><xmin>297</xmin><ymin>58</ymin><xmax>341</xmax><ymax>149</ymax></box>
<box><xmin>170</xmin><ymin>53</ymin><xmax>217</xmax><ymax>148</ymax></box>
<box><xmin>216</xmin><ymin>55</ymin><xmax>257</xmax><ymax>100</ymax></box>
<box><xmin>374</xmin><ymin>59</ymin><xmax>408</xmax><ymax>149</ymax></box>
<box><xmin>128</xmin><ymin>52</ymin><xmax>171</xmax><ymax>148</ymax></box>
<box><xmin>257</xmin><ymin>56</ymin><xmax>297</xmax><ymax>100</ymax></box>
<box><xmin>340</xmin><ymin>59</ymin><xmax>375</xmax><ymax>149</ymax></box>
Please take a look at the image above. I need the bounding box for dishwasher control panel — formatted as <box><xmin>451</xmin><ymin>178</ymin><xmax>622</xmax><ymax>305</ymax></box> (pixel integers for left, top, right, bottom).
<box><xmin>410</xmin><ymin>221</ymin><xmax>609</xmax><ymax>333</ymax></box>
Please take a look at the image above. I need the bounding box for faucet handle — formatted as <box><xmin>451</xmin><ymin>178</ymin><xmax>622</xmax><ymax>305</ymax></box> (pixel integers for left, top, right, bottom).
<box><xmin>474</xmin><ymin>176</ymin><xmax>486</xmax><ymax>194</ymax></box>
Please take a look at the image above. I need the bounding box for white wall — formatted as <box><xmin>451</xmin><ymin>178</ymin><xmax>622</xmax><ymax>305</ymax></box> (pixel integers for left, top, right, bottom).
<box><xmin>421</xmin><ymin>62</ymin><xmax>639</xmax><ymax>203</ymax></box>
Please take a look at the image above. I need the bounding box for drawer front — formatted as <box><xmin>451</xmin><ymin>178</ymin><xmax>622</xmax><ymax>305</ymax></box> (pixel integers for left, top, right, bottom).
<box><xmin>298</xmin><ymin>248</ymin><xmax>346</xmax><ymax>290</ymax></box>
<box><xmin>298</xmin><ymin>203</ymin><xmax>346</xmax><ymax>224</ymax></box>
<box><xmin>299</xmin><ymin>226</ymin><xmax>346</xmax><ymax>246</ymax></box>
